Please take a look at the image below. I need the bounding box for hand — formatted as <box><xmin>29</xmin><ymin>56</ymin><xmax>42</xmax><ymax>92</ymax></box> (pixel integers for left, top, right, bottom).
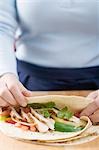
<box><xmin>0</xmin><ymin>73</ymin><xmax>32</xmax><ymax>107</ymax></box>
<box><xmin>80</xmin><ymin>90</ymin><xmax>99</xmax><ymax>124</ymax></box>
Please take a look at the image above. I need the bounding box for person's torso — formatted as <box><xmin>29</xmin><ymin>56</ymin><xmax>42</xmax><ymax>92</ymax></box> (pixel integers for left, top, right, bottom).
<box><xmin>15</xmin><ymin>0</ymin><xmax>98</xmax><ymax>68</ymax></box>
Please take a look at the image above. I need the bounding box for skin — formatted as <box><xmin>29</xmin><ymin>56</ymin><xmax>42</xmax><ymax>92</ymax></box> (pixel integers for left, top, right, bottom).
<box><xmin>0</xmin><ymin>73</ymin><xmax>99</xmax><ymax>123</ymax></box>
<box><xmin>0</xmin><ymin>73</ymin><xmax>33</xmax><ymax>107</ymax></box>
<box><xmin>80</xmin><ymin>90</ymin><xmax>99</xmax><ymax>124</ymax></box>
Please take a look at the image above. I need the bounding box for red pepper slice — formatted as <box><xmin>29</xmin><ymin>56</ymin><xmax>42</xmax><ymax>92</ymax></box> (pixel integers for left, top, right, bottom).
<box><xmin>5</xmin><ymin>118</ymin><xmax>16</xmax><ymax>124</ymax></box>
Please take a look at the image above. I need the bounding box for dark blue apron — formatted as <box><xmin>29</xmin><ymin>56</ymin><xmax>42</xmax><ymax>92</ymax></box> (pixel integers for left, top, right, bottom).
<box><xmin>17</xmin><ymin>59</ymin><xmax>99</xmax><ymax>91</ymax></box>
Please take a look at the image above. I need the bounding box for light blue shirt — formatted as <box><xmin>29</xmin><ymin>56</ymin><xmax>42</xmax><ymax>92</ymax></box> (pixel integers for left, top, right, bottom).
<box><xmin>0</xmin><ymin>0</ymin><xmax>98</xmax><ymax>76</ymax></box>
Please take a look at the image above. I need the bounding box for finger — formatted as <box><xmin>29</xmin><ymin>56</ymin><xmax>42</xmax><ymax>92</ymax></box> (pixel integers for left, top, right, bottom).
<box><xmin>94</xmin><ymin>93</ymin><xmax>99</xmax><ymax>108</ymax></box>
<box><xmin>0</xmin><ymin>97</ymin><xmax>9</xmax><ymax>107</ymax></box>
<box><xmin>80</xmin><ymin>101</ymin><xmax>98</xmax><ymax>117</ymax></box>
<box><xmin>9</xmin><ymin>85</ymin><xmax>27</xmax><ymax>107</ymax></box>
<box><xmin>1</xmin><ymin>87</ymin><xmax>17</xmax><ymax>106</ymax></box>
<box><xmin>0</xmin><ymin>82</ymin><xmax>17</xmax><ymax>105</ymax></box>
<box><xmin>19</xmin><ymin>83</ymin><xmax>33</xmax><ymax>97</ymax></box>
<box><xmin>87</xmin><ymin>90</ymin><xmax>98</xmax><ymax>99</ymax></box>
<box><xmin>89</xmin><ymin>109</ymin><xmax>99</xmax><ymax>123</ymax></box>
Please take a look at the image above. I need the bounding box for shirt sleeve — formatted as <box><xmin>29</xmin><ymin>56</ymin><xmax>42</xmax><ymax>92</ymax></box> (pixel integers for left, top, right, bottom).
<box><xmin>0</xmin><ymin>0</ymin><xmax>18</xmax><ymax>76</ymax></box>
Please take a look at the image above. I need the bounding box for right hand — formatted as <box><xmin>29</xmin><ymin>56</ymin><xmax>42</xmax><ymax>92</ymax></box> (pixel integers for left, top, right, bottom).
<box><xmin>0</xmin><ymin>73</ymin><xmax>33</xmax><ymax>107</ymax></box>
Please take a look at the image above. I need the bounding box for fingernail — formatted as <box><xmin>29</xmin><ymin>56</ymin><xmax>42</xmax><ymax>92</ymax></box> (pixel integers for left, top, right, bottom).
<box><xmin>22</xmin><ymin>91</ymin><xmax>32</xmax><ymax>97</ymax></box>
<box><xmin>21</xmin><ymin>102</ymin><xmax>27</xmax><ymax>107</ymax></box>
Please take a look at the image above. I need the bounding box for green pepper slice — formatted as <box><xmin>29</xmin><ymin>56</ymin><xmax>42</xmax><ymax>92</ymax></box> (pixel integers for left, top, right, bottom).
<box><xmin>54</xmin><ymin>122</ymin><xmax>83</xmax><ymax>132</ymax></box>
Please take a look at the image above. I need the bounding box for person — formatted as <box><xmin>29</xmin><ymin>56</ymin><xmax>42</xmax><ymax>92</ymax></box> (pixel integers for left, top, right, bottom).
<box><xmin>0</xmin><ymin>0</ymin><xmax>98</xmax><ymax>123</ymax></box>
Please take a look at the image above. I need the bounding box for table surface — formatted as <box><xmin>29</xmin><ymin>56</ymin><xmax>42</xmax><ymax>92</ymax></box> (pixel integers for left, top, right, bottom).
<box><xmin>0</xmin><ymin>90</ymin><xmax>99</xmax><ymax>150</ymax></box>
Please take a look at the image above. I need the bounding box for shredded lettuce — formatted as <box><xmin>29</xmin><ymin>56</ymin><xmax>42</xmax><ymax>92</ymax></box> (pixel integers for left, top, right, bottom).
<box><xmin>28</xmin><ymin>102</ymin><xmax>55</xmax><ymax>109</ymax></box>
<box><xmin>41</xmin><ymin>110</ymin><xmax>51</xmax><ymax>118</ymax></box>
<box><xmin>57</xmin><ymin>107</ymin><xmax>74</xmax><ymax>120</ymax></box>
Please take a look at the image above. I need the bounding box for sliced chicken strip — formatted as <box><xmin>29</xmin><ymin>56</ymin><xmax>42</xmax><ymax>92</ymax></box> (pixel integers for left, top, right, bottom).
<box><xmin>11</xmin><ymin>116</ymin><xmax>36</xmax><ymax>126</ymax></box>
<box><xmin>10</xmin><ymin>107</ymin><xmax>22</xmax><ymax>120</ymax></box>
<box><xmin>30</xmin><ymin>108</ymin><xmax>54</xmax><ymax>130</ymax></box>
<box><xmin>21</xmin><ymin>108</ymin><xmax>32</xmax><ymax>123</ymax></box>
<box><xmin>69</xmin><ymin>116</ymin><xmax>87</xmax><ymax>127</ymax></box>
<box><xmin>28</xmin><ymin>113</ymin><xmax>49</xmax><ymax>132</ymax></box>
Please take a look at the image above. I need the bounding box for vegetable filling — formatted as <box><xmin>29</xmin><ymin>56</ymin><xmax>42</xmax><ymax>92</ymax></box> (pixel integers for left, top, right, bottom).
<box><xmin>0</xmin><ymin>102</ymin><xmax>87</xmax><ymax>133</ymax></box>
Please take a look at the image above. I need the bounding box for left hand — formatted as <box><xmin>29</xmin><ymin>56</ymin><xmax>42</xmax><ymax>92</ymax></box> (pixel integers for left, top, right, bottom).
<box><xmin>80</xmin><ymin>90</ymin><xmax>99</xmax><ymax>124</ymax></box>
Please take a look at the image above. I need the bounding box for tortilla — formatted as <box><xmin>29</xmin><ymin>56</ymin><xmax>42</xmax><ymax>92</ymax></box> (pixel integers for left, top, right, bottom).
<box><xmin>33</xmin><ymin>125</ymin><xmax>99</xmax><ymax>146</ymax></box>
<box><xmin>0</xmin><ymin>95</ymin><xmax>99</xmax><ymax>146</ymax></box>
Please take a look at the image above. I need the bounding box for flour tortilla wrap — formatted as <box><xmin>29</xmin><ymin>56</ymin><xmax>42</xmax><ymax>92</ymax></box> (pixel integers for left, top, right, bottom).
<box><xmin>0</xmin><ymin>95</ymin><xmax>98</xmax><ymax>145</ymax></box>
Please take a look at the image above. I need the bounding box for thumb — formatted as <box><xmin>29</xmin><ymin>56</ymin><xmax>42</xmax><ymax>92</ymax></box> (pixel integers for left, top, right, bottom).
<box><xmin>87</xmin><ymin>90</ymin><xmax>99</xmax><ymax>108</ymax></box>
<box><xmin>19</xmin><ymin>83</ymin><xmax>33</xmax><ymax>97</ymax></box>
<box><xmin>87</xmin><ymin>90</ymin><xmax>98</xmax><ymax>99</ymax></box>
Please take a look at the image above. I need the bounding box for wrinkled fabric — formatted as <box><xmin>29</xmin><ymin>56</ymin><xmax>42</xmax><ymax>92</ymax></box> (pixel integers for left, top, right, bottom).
<box><xmin>17</xmin><ymin>59</ymin><xmax>99</xmax><ymax>91</ymax></box>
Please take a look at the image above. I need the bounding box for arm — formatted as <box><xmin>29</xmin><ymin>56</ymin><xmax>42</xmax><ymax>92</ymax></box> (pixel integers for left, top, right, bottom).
<box><xmin>0</xmin><ymin>0</ymin><xmax>17</xmax><ymax>76</ymax></box>
<box><xmin>0</xmin><ymin>0</ymin><xmax>32</xmax><ymax>107</ymax></box>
